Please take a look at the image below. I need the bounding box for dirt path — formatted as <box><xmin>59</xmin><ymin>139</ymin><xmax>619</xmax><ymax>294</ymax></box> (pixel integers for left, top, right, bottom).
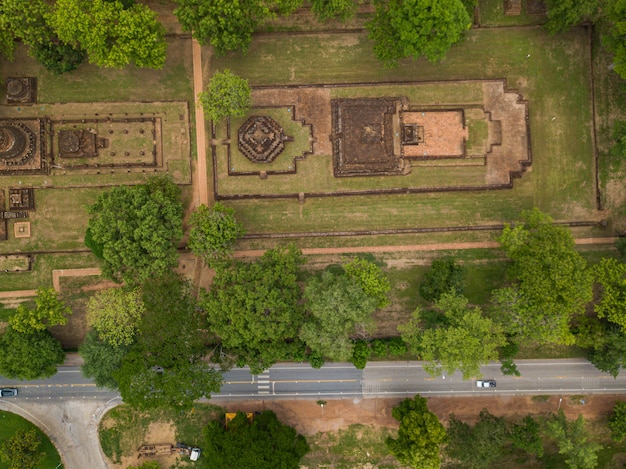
<box><xmin>233</xmin><ymin>237</ymin><xmax>618</xmax><ymax>258</ymax></box>
<box><xmin>191</xmin><ymin>37</ymin><xmax>209</xmax><ymax>208</ymax></box>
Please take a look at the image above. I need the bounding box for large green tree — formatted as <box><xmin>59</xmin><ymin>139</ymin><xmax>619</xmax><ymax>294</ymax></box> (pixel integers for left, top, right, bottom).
<box><xmin>544</xmin><ymin>0</ymin><xmax>599</xmax><ymax>34</ymax></box>
<box><xmin>52</xmin><ymin>0</ymin><xmax>167</xmax><ymax>68</ymax></box>
<box><xmin>602</xmin><ymin>0</ymin><xmax>626</xmax><ymax>79</ymax></box>
<box><xmin>198</xmin><ymin>70</ymin><xmax>252</xmax><ymax>123</ymax></box>
<box><xmin>545</xmin><ymin>411</ymin><xmax>601</xmax><ymax>469</ymax></box>
<box><xmin>385</xmin><ymin>395</ymin><xmax>447</xmax><ymax>469</ymax></box>
<box><xmin>367</xmin><ymin>0</ymin><xmax>471</xmax><ymax>67</ymax></box>
<box><xmin>86</xmin><ymin>287</ymin><xmax>144</xmax><ymax>347</ymax></box>
<box><xmin>593</xmin><ymin>258</ymin><xmax>626</xmax><ymax>331</ymax></box>
<box><xmin>114</xmin><ymin>273</ymin><xmax>222</xmax><ymax>409</ymax></box>
<box><xmin>445</xmin><ymin>409</ymin><xmax>508</xmax><ymax>468</ymax></box>
<box><xmin>9</xmin><ymin>288</ymin><xmax>69</xmax><ymax>334</ymax></box>
<box><xmin>494</xmin><ymin>208</ymin><xmax>593</xmax><ymax>345</ymax></box>
<box><xmin>344</xmin><ymin>257</ymin><xmax>391</xmax><ymax>308</ymax></box>
<box><xmin>418</xmin><ymin>256</ymin><xmax>465</xmax><ymax>302</ymax></box>
<box><xmin>203</xmin><ymin>411</ymin><xmax>309</xmax><ymax>469</ymax></box>
<box><xmin>79</xmin><ymin>330</ymin><xmax>130</xmax><ymax>389</ymax></box>
<box><xmin>188</xmin><ymin>202</ymin><xmax>245</xmax><ymax>266</ymax></box>
<box><xmin>0</xmin><ymin>428</ymin><xmax>45</xmax><ymax>469</ymax></box>
<box><xmin>201</xmin><ymin>245</ymin><xmax>304</xmax><ymax>373</ymax></box>
<box><xmin>511</xmin><ymin>415</ymin><xmax>544</xmax><ymax>457</ymax></box>
<box><xmin>0</xmin><ymin>326</ymin><xmax>65</xmax><ymax>380</ymax></box>
<box><xmin>399</xmin><ymin>294</ymin><xmax>506</xmax><ymax>379</ymax></box>
<box><xmin>86</xmin><ymin>176</ymin><xmax>183</xmax><ymax>285</ymax></box>
<box><xmin>301</xmin><ymin>270</ymin><xmax>377</xmax><ymax>362</ymax></box>
<box><xmin>608</xmin><ymin>401</ymin><xmax>626</xmax><ymax>442</ymax></box>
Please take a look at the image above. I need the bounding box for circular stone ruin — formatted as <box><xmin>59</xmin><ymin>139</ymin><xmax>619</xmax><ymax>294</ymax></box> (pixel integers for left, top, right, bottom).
<box><xmin>237</xmin><ymin>116</ymin><xmax>286</xmax><ymax>163</ymax></box>
<box><xmin>0</xmin><ymin>122</ymin><xmax>36</xmax><ymax>166</ymax></box>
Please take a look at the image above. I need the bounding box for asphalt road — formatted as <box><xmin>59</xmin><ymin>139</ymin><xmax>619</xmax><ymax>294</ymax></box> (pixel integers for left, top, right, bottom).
<box><xmin>1</xmin><ymin>359</ymin><xmax>625</xmax><ymax>401</ymax></box>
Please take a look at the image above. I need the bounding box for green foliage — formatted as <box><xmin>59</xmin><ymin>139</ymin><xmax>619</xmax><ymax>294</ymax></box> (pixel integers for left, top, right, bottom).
<box><xmin>545</xmin><ymin>410</ymin><xmax>602</xmax><ymax>469</ymax></box>
<box><xmin>610</xmin><ymin>120</ymin><xmax>626</xmax><ymax>159</ymax></box>
<box><xmin>419</xmin><ymin>256</ymin><xmax>465</xmax><ymax>302</ymax></box>
<box><xmin>201</xmin><ymin>245</ymin><xmax>304</xmax><ymax>373</ymax></box>
<box><xmin>86</xmin><ymin>176</ymin><xmax>183</xmax><ymax>285</ymax></box>
<box><xmin>311</xmin><ymin>0</ymin><xmax>356</xmax><ymax>22</ymax></box>
<box><xmin>52</xmin><ymin>0</ymin><xmax>167</xmax><ymax>68</ymax></box>
<box><xmin>350</xmin><ymin>340</ymin><xmax>370</xmax><ymax>369</ymax></box>
<box><xmin>387</xmin><ymin>337</ymin><xmax>408</xmax><ymax>355</ymax></box>
<box><xmin>79</xmin><ymin>330</ymin><xmax>129</xmax><ymax>389</ymax></box>
<box><xmin>84</xmin><ymin>226</ymin><xmax>104</xmax><ymax>259</ymax></box>
<box><xmin>0</xmin><ymin>0</ymin><xmax>51</xmax><ymax>46</ymax></box>
<box><xmin>301</xmin><ymin>270</ymin><xmax>377</xmax><ymax>362</ymax></box>
<box><xmin>593</xmin><ymin>258</ymin><xmax>626</xmax><ymax>331</ymax></box>
<box><xmin>371</xmin><ymin>339</ymin><xmax>388</xmax><ymax>356</ymax></box>
<box><xmin>495</xmin><ymin>208</ymin><xmax>593</xmax><ymax>345</ymax></box>
<box><xmin>608</xmin><ymin>401</ymin><xmax>626</xmax><ymax>442</ymax></box>
<box><xmin>9</xmin><ymin>288</ymin><xmax>70</xmax><ymax>334</ymax></box>
<box><xmin>367</xmin><ymin>0</ymin><xmax>471</xmax><ymax>67</ymax></box>
<box><xmin>617</xmin><ymin>236</ymin><xmax>626</xmax><ymax>260</ymax></box>
<box><xmin>199</xmin><ymin>70</ymin><xmax>252</xmax><ymax>123</ymax></box>
<box><xmin>127</xmin><ymin>461</ymin><xmax>160</xmax><ymax>469</ymax></box>
<box><xmin>399</xmin><ymin>294</ymin><xmax>506</xmax><ymax>379</ymax></box>
<box><xmin>115</xmin><ymin>273</ymin><xmax>222</xmax><ymax>409</ymax></box>
<box><xmin>344</xmin><ymin>257</ymin><xmax>391</xmax><ymax>308</ymax></box>
<box><xmin>203</xmin><ymin>411</ymin><xmax>310</xmax><ymax>469</ymax></box>
<box><xmin>0</xmin><ymin>428</ymin><xmax>45</xmax><ymax>469</ymax></box>
<box><xmin>511</xmin><ymin>415</ymin><xmax>543</xmax><ymax>457</ymax></box>
<box><xmin>29</xmin><ymin>40</ymin><xmax>86</xmax><ymax>75</ymax></box>
<box><xmin>188</xmin><ymin>203</ymin><xmax>245</xmax><ymax>266</ymax></box>
<box><xmin>86</xmin><ymin>287</ymin><xmax>144</xmax><ymax>347</ymax></box>
<box><xmin>0</xmin><ymin>326</ymin><xmax>65</xmax><ymax>380</ymax></box>
<box><xmin>544</xmin><ymin>0</ymin><xmax>599</xmax><ymax>34</ymax></box>
<box><xmin>308</xmin><ymin>351</ymin><xmax>325</xmax><ymax>368</ymax></box>
<box><xmin>445</xmin><ymin>409</ymin><xmax>508</xmax><ymax>468</ymax></box>
<box><xmin>601</xmin><ymin>0</ymin><xmax>626</xmax><ymax>79</ymax></box>
<box><xmin>386</xmin><ymin>395</ymin><xmax>447</xmax><ymax>469</ymax></box>
<box><xmin>499</xmin><ymin>339</ymin><xmax>520</xmax><ymax>376</ymax></box>
<box><xmin>587</xmin><ymin>325</ymin><xmax>626</xmax><ymax>377</ymax></box>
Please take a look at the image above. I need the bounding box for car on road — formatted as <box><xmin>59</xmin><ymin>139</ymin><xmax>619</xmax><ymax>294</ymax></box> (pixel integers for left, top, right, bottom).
<box><xmin>476</xmin><ymin>379</ymin><xmax>496</xmax><ymax>388</ymax></box>
<box><xmin>0</xmin><ymin>388</ymin><xmax>18</xmax><ymax>397</ymax></box>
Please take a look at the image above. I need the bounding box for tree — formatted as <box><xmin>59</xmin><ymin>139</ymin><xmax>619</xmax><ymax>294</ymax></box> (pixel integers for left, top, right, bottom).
<box><xmin>9</xmin><ymin>288</ymin><xmax>70</xmax><ymax>334</ymax></box>
<box><xmin>52</xmin><ymin>0</ymin><xmax>167</xmax><ymax>69</ymax></box>
<box><xmin>86</xmin><ymin>287</ymin><xmax>144</xmax><ymax>347</ymax></box>
<box><xmin>545</xmin><ymin>411</ymin><xmax>601</xmax><ymax>469</ymax></box>
<box><xmin>587</xmin><ymin>325</ymin><xmax>626</xmax><ymax>377</ymax></box>
<box><xmin>311</xmin><ymin>0</ymin><xmax>356</xmax><ymax>22</ymax></box>
<box><xmin>0</xmin><ymin>327</ymin><xmax>65</xmax><ymax>380</ymax></box>
<box><xmin>29</xmin><ymin>40</ymin><xmax>86</xmax><ymax>75</ymax></box>
<box><xmin>608</xmin><ymin>401</ymin><xmax>626</xmax><ymax>442</ymax></box>
<box><xmin>543</xmin><ymin>0</ymin><xmax>599</xmax><ymax>34</ymax></box>
<box><xmin>494</xmin><ymin>208</ymin><xmax>593</xmax><ymax>345</ymax></box>
<box><xmin>0</xmin><ymin>428</ymin><xmax>45</xmax><ymax>469</ymax></box>
<box><xmin>601</xmin><ymin>0</ymin><xmax>626</xmax><ymax>79</ymax></box>
<box><xmin>593</xmin><ymin>258</ymin><xmax>626</xmax><ymax>331</ymax></box>
<box><xmin>511</xmin><ymin>415</ymin><xmax>543</xmax><ymax>457</ymax></box>
<box><xmin>385</xmin><ymin>395</ymin><xmax>447</xmax><ymax>469</ymax></box>
<box><xmin>445</xmin><ymin>409</ymin><xmax>508</xmax><ymax>468</ymax></box>
<box><xmin>344</xmin><ymin>257</ymin><xmax>391</xmax><ymax>308</ymax></box>
<box><xmin>399</xmin><ymin>294</ymin><xmax>506</xmax><ymax>379</ymax></box>
<box><xmin>366</xmin><ymin>0</ymin><xmax>471</xmax><ymax>68</ymax></box>
<box><xmin>114</xmin><ymin>273</ymin><xmax>222</xmax><ymax>409</ymax></box>
<box><xmin>86</xmin><ymin>176</ymin><xmax>183</xmax><ymax>285</ymax></box>
<box><xmin>201</xmin><ymin>245</ymin><xmax>304</xmax><ymax>373</ymax></box>
<box><xmin>301</xmin><ymin>270</ymin><xmax>378</xmax><ymax>362</ymax></box>
<box><xmin>79</xmin><ymin>330</ymin><xmax>130</xmax><ymax>389</ymax></box>
<box><xmin>203</xmin><ymin>411</ymin><xmax>310</xmax><ymax>469</ymax></box>
<box><xmin>419</xmin><ymin>256</ymin><xmax>465</xmax><ymax>302</ymax></box>
<box><xmin>199</xmin><ymin>70</ymin><xmax>252</xmax><ymax>123</ymax></box>
<box><xmin>188</xmin><ymin>203</ymin><xmax>245</xmax><ymax>266</ymax></box>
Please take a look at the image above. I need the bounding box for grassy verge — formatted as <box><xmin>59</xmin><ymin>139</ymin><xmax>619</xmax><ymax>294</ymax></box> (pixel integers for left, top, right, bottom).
<box><xmin>0</xmin><ymin>411</ymin><xmax>62</xmax><ymax>469</ymax></box>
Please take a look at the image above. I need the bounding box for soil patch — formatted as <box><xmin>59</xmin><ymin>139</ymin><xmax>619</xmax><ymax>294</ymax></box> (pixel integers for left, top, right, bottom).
<box><xmin>115</xmin><ymin>420</ymin><xmax>179</xmax><ymax>469</ymax></box>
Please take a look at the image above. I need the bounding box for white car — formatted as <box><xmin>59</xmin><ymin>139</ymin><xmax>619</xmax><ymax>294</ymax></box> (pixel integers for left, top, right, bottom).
<box><xmin>476</xmin><ymin>379</ymin><xmax>496</xmax><ymax>388</ymax></box>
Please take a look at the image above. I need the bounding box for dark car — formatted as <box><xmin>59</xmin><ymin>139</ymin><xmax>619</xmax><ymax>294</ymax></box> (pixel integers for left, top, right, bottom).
<box><xmin>0</xmin><ymin>388</ymin><xmax>18</xmax><ymax>397</ymax></box>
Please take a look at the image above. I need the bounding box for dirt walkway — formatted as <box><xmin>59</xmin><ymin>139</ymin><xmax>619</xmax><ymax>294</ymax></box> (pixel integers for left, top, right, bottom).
<box><xmin>191</xmin><ymin>38</ymin><xmax>209</xmax><ymax>208</ymax></box>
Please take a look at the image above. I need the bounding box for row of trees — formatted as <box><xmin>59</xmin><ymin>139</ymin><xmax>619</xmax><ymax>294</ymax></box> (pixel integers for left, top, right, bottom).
<box><xmin>388</xmin><ymin>395</ymin><xmax>626</xmax><ymax>469</ymax></box>
<box><xmin>0</xmin><ymin>0</ymin><xmax>166</xmax><ymax>73</ymax></box>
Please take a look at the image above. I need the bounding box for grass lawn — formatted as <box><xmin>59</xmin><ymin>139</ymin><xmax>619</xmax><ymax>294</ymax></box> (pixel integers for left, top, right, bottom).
<box><xmin>0</xmin><ymin>411</ymin><xmax>62</xmax><ymax>469</ymax></box>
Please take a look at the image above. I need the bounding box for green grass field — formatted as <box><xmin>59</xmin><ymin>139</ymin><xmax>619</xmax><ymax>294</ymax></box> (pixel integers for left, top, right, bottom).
<box><xmin>0</xmin><ymin>411</ymin><xmax>62</xmax><ymax>469</ymax></box>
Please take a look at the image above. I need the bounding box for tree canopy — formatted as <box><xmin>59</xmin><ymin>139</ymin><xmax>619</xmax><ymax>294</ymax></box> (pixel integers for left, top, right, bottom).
<box><xmin>199</xmin><ymin>70</ymin><xmax>252</xmax><ymax>123</ymax></box>
<box><xmin>86</xmin><ymin>287</ymin><xmax>144</xmax><ymax>347</ymax></box>
<box><xmin>511</xmin><ymin>415</ymin><xmax>543</xmax><ymax>457</ymax></box>
<box><xmin>203</xmin><ymin>411</ymin><xmax>310</xmax><ymax>469</ymax></box>
<box><xmin>79</xmin><ymin>330</ymin><xmax>130</xmax><ymax>389</ymax></box>
<box><xmin>114</xmin><ymin>273</ymin><xmax>222</xmax><ymax>409</ymax></box>
<box><xmin>311</xmin><ymin>0</ymin><xmax>356</xmax><ymax>22</ymax></box>
<box><xmin>188</xmin><ymin>202</ymin><xmax>245</xmax><ymax>266</ymax></box>
<box><xmin>385</xmin><ymin>395</ymin><xmax>447</xmax><ymax>469</ymax></box>
<box><xmin>593</xmin><ymin>258</ymin><xmax>626</xmax><ymax>332</ymax></box>
<box><xmin>86</xmin><ymin>176</ymin><xmax>183</xmax><ymax>285</ymax></box>
<box><xmin>494</xmin><ymin>208</ymin><xmax>593</xmax><ymax>345</ymax></box>
<box><xmin>546</xmin><ymin>411</ymin><xmax>601</xmax><ymax>469</ymax></box>
<box><xmin>544</xmin><ymin>0</ymin><xmax>599</xmax><ymax>34</ymax></box>
<box><xmin>399</xmin><ymin>294</ymin><xmax>506</xmax><ymax>379</ymax></box>
<box><xmin>419</xmin><ymin>256</ymin><xmax>465</xmax><ymax>302</ymax></box>
<box><xmin>0</xmin><ymin>428</ymin><xmax>45</xmax><ymax>469</ymax></box>
<box><xmin>51</xmin><ymin>0</ymin><xmax>167</xmax><ymax>69</ymax></box>
<box><xmin>367</xmin><ymin>0</ymin><xmax>471</xmax><ymax>67</ymax></box>
<box><xmin>0</xmin><ymin>326</ymin><xmax>65</xmax><ymax>380</ymax></box>
<box><xmin>344</xmin><ymin>257</ymin><xmax>391</xmax><ymax>308</ymax></box>
<box><xmin>201</xmin><ymin>245</ymin><xmax>304</xmax><ymax>373</ymax></box>
<box><xmin>301</xmin><ymin>270</ymin><xmax>378</xmax><ymax>362</ymax></box>
<box><xmin>9</xmin><ymin>288</ymin><xmax>69</xmax><ymax>334</ymax></box>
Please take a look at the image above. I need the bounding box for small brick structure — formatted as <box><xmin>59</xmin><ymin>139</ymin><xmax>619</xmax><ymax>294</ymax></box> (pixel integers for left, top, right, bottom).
<box><xmin>5</xmin><ymin>77</ymin><xmax>37</xmax><ymax>105</ymax></box>
<box><xmin>13</xmin><ymin>221</ymin><xmax>31</xmax><ymax>238</ymax></box>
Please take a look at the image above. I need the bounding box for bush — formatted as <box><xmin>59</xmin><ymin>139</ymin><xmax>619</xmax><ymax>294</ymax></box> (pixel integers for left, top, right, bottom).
<box><xmin>350</xmin><ymin>340</ymin><xmax>371</xmax><ymax>369</ymax></box>
<box><xmin>308</xmin><ymin>351</ymin><xmax>325</xmax><ymax>369</ymax></box>
<box><xmin>419</xmin><ymin>256</ymin><xmax>465</xmax><ymax>302</ymax></box>
<box><xmin>371</xmin><ymin>339</ymin><xmax>388</xmax><ymax>357</ymax></box>
<box><xmin>387</xmin><ymin>337</ymin><xmax>408</xmax><ymax>356</ymax></box>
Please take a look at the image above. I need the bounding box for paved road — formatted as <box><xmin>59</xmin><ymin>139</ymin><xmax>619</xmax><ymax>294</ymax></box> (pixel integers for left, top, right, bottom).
<box><xmin>2</xmin><ymin>359</ymin><xmax>623</xmax><ymax>402</ymax></box>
